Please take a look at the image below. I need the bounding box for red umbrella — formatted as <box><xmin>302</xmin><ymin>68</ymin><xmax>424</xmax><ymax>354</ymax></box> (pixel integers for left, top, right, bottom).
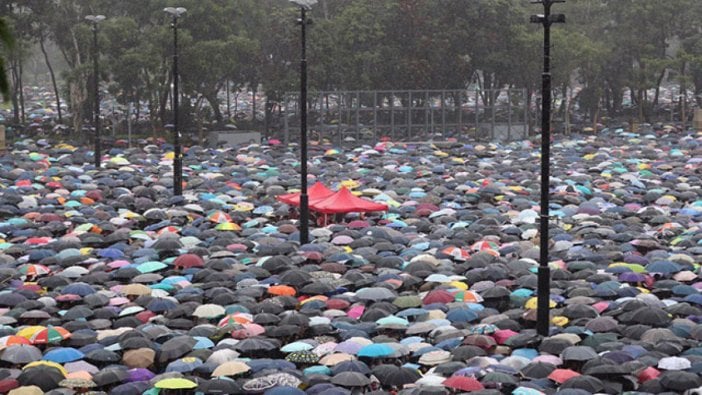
<box><xmin>0</xmin><ymin>378</ymin><xmax>19</xmax><ymax>393</ymax></box>
<box><xmin>326</xmin><ymin>299</ymin><xmax>350</xmax><ymax>310</ymax></box>
<box><xmin>443</xmin><ymin>376</ymin><xmax>484</xmax><ymax>392</ymax></box>
<box><xmin>347</xmin><ymin>220</ymin><xmax>370</xmax><ymax>229</ymax></box>
<box><xmin>173</xmin><ymin>254</ymin><xmax>204</xmax><ymax>269</ymax></box>
<box><xmin>423</xmin><ymin>289</ymin><xmax>454</xmax><ymax>305</ymax></box>
<box><xmin>638</xmin><ymin>366</ymin><xmax>660</xmax><ymax>383</ymax></box>
<box><xmin>548</xmin><ymin>368</ymin><xmax>581</xmax><ymax>384</ymax></box>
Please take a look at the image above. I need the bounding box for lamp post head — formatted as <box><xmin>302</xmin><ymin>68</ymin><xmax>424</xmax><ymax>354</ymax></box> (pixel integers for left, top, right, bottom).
<box><xmin>85</xmin><ymin>15</ymin><xmax>106</xmax><ymax>24</ymax></box>
<box><xmin>164</xmin><ymin>7</ymin><xmax>187</xmax><ymax>17</ymax></box>
<box><xmin>289</xmin><ymin>0</ymin><xmax>317</xmax><ymax>10</ymax></box>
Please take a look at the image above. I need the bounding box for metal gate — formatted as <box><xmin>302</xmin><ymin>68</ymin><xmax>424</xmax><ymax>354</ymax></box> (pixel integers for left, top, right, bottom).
<box><xmin>279</xmin><ymin>88</ymin><xmax>529</xmax><ymax>145</ymax></box>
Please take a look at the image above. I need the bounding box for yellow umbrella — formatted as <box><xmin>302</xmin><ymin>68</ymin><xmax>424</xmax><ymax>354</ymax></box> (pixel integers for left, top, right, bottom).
<box><xmin>233</xmin><ymin>203</ymin><xmax>254</xmax><ymax>212</ymax></box>
<box><xmin>16</xmin><ymin>326</ymin><xmax>45</xmax><ymax>340</ymax></box>
<box><xmin>524</xmin><ymin>297</ymin><xmax>556</xmax><ymax>310</ymax></box>
<box><xmin>154</xmin><ymin>378</ymin><xmax>198</xmax><ymax>390</ymax></box>
<box><xmin>215</xmin><ymin>222</ymin><xmax>241</xmax><ymax>231</ymax></box>
<box><xmin>339</xmin><ymin>180</ymin><xmax>359</xmax><ymax>189</ymax></box>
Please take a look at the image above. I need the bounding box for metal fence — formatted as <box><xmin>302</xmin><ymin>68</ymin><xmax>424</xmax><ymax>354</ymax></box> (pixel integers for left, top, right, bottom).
<box><xmin>278</xmin><ymin>89</ymin><xmax>529</xmax><ymax>145</ymax></box>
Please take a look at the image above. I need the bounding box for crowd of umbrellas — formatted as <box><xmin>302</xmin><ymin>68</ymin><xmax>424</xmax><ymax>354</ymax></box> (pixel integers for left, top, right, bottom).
<box><xmin>0</xmin><ymin>127</ymin><xmax>700</xmax><ymax>395</ymax></box>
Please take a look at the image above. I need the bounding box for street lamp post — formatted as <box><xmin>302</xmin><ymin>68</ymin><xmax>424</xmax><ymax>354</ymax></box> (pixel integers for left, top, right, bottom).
<box><xmin>164</xmin><ymin>7</ymin><xmax>186</xmax><ymax>197</ymax></box>
<box><xmin>531</xmin><ymin>0</ymin><xmax>565</xmax><ymax>337</ymax></box>
<box><xmin>290</xmin><ymin>0</ymin><xmax>317</xmax><ymax>245</ymax></box>
<box><xmin>85</xmin><ymin>15</ymin><xmax>105</xmax><ymax>168</ymax></box>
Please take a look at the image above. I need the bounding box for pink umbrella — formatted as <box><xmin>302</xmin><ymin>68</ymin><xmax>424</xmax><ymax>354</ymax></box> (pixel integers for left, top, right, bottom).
<box><xmin>493</xmin><ymin>329</ymin><xmax>519</xmax><ymax>345</ymax></box>
<box><xmin>592</xmin><ymin>301</ymin><xmax>610</xmax><ymax>314</ymax></box>
<box><xmin>533</xmin><ymin>355</ymin><xmax>563</xmax><ymax>366</ymax></box>
<box><xmin>108</xmin><ymin>260</ymin><xmax>131</xmax><ymax>269</ymax></box>
<box><xmin>109</xmin><ymin>297</ymin><xmax>130</xmax><ymax>306</ymax></box>
<box><xmin>347</xmin><ymin>305</ymin><xmax>364</xmax><ymax>320</ymax></box>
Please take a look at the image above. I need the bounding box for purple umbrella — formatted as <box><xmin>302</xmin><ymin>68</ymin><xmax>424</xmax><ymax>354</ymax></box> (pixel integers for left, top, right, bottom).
<box><xmin>334</xmin><ymin>341</ymin><xmax>364</xmax><ymax>355</ymax></box>
<box><xmin>619</xmin><ymin>272</ymin><xmax>647</xmax><ymax>283</ymax></box>
<box><xmin>127</xmin><ymin>368</ymin><xmax>155</xmax><ymax>382</ymax></box>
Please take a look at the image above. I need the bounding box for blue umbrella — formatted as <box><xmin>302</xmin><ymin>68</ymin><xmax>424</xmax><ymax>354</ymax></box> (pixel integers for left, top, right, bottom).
<box><xmin>684</xmin><ymin>294</ymin><xmax>702</xmax><ymax>305</ymax></box>
<box><xmin>61</xmin><ymin>282</ymin><xmax>96</xmax><ymax>296</ymax></box>
<box><xmin>98</xmin><ymin>248</ymin><xmax>125</xmax><ymax>259</ymax></box>
<box><xmin>146</xmin><ymin>298</ymin><xmax>178</xmax><ymax>313</ymax></box>
<box><xmin>43</xmin><ymin>347</ymin><xmax>85</xmax><ymax>363</ymax></box>
<box><xmin>646</xmin><ymin>261</ymin><xmax>682</xmax><ymax>274</ymax></box>
<box><xmin>265</xmin><ymin>387</ymin><xmax>305</xmax><ymax>395</ymax></box>
<box><xmin>166</xmin><ymin>357</ymin><xmax>203</xmax><ymax>373</ymax></box>
<box><xmin>446</xmin><ymin>308</ymin><xmax>479</xmax><ymax>323</ymax></box>
<box><xmin>358</xmin><ymin>343</ymin><xmax>394</xmax><ymax>358</ymax></box>
<box><xmin>304</xmin><ymin>365</ymin><xmax>332</xmax><ymax>376</ymax></box>
<box><xmin>245</xmin><ymin>359</ymin><xmax>296</xmax><ymax>373</ymax></box>
<box><xmin>193</xmin><ymin>336</ymin><xmax>215</xmax><ymax>350</ymax></box>
<box><xmin>436</xmin><ymin>337</ymin><xmax>463</xmax><ymax>350</ymax></box>
<box><xmin>396</xmin><ymin>308</ymin><xmax>429</xmax><ymax>318</ymax></box>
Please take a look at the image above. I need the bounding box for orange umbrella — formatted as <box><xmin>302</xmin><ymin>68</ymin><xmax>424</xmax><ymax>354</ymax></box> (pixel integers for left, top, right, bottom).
<box><xmin>268</xmin><ymin>285</ymin><xmax>296</xmax><ymax>297</ymax></box>
<box><xmin>0</xmin><ymin>336</ymin><xmax>31</xmax><ymax>349</ymax></box>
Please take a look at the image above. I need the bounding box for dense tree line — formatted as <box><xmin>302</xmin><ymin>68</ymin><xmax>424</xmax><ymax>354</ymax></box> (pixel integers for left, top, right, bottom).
<box><xmin>2</xmin><ymin>0</ymin><xmax>702</xmax><ymax>139</ymax></box>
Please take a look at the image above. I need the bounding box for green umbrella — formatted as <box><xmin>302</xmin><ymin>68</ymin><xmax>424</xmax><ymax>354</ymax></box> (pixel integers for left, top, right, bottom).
<box><xmin>154</xmin><ymin>378</ymin><xmax>198</xmax><ymax>389</ymax></box>
<box><xmin>393</xmin><ymin>295</ymin><xmax>422</xmax><ymax>308</ymax></box>
<box><xmin>136</xmin><ymin>261</ymin><xmax>167</xmax><ymax>274</ymax></box>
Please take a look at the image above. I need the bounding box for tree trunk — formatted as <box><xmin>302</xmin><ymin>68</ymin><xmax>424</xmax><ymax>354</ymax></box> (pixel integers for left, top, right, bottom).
<box><xmin>204</xmin><ymin>92</ymin><xmax>223</xmax><ymax>126</ymax></box>
<box><xmin>10</xmin><ymin>60</ymin><xmax>19</xmax><ymax>124</ymax></box>
<box><xmin>18</xmin><ymin>59</ymin><xmax>25</xmax><ymax>123</ymax></box>
<box><xmin>251</xmin><ymin>85</ymin><xmax>257</xmax><ymax>125</ymax></box>
<box><xmin>39</xmin><ymin>33</ymin><xmax>62</xmax><ymax>124</ymax></box>
<box><xmin>652</xmin><ymin>69</ymin><xmax>665</xmax><ymax>108</ymax></box>
<box><xmin>69</xmin><ymin>30</ymin><xmax>85</xmax><ymax>140</ymax></box>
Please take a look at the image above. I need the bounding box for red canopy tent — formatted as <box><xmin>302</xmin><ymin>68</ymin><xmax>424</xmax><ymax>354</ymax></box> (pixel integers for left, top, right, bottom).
<box><xmin>277</xmin><ymin>181</ymin><xmax>335</xmax><ymax>206</ymax></box>
<box><xmin>310</xmin><ymin>187</ymin><xmax>389</xmax><ymax>214</ymax></box>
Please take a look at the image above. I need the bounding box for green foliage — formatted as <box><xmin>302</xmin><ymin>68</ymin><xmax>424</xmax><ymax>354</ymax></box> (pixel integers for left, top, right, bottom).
<box><xmin>0</xmin><ymin>16</ymin><xmax>14</xmax><ymax>100</ymax></box>
<box><xmin>6</xmin><ymin>0</ymin><xmax>702</xmax><ymax>126</ymax></box>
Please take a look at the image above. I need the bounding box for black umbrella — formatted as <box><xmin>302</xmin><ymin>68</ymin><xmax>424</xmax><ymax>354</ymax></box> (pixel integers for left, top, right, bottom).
<box><xmin>111</xmin><ymin>381</ymin><xmax>151</xmax><ymax>395</ymax></box>
<box><xmin>520</xmin><ymin>362</ymin><xmax>556</xmax><ymax>379</ymax></box>
<box><xmin>371</xmin><ymin>364</ymin><xmax>421</xmax><ymax>387</ymax></box>
<box><xmin>92</xmin><ymin>366</ymin><xmax>129</xmax><ymax>387</ymax></box>
<box><xmin>17</xmin><ymin>366</ymin><xmax>64</xmax><ymax>392</ymax></box>
<box><xmin>331</xmin><ymin>360</ymin><xmax>371</xmax><ymax>375</ymax></box>
<box><xmin>539</xmin><ymin>338</ymin><xmax>573</xmax><ymax>355</ymax></box>
<box><xmin>85</xmin><ymin>349</ymin><xmax>121</xmax><ymax>364</ymax></box>
<box><xmin>158</xmin><ymin>335</ymin><xmax>198</xmax><ymax>363</ymax></box>
<box><xmin>659</xmin><ymin>370</ymin><xmax>702</xmax><ymax>391</ymax></box>
<box><xmin>266</xmin><ymin>325</ymin><xmax>300</xmax><ymax>338</ymax></box>
<box><xmin>0</xmin><ymin>344</ymin><xmax>42</xmax><ymax>364</ymax></box>
<box><xmin>198</xmin><ymin>378</ymin><xmax>243</xmax><ymax>394</ymax></box>
<box><xmin>560</xmin><ymin>375</ymin><xmax>604</xmax><ymax>393</ymax></box>
<box><xmin>621</xmin><ymin>306</ymin><xmax>672</xmax><ymax>327</ymax></box>
<box><xmin>561</xmin><ymin>346</ymin><xmax>598</xmax><ymax>362</ymax></box>
<box><xmin>233</xmin><ymin>338</ymin><xmax>278</xmax><ymax>355</ymax></box>
<box><xmin>331</xmin><ymin>371</ymin><xmax>371</xmax><ymax>387</ymax></box>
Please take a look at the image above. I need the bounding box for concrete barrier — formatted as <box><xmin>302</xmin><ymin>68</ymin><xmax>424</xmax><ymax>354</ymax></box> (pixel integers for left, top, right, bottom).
<box><xmin>208</xmin><ymin>130</ymin><xmax>261</xmax><ymax>147</ymax></box>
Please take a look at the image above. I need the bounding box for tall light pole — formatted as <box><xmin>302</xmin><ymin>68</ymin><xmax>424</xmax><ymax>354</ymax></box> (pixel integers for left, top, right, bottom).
<box><xmin>85</xmin><ymin>15</ymin><xmax>105</xmax><ymax>168</ymax></box>
<box><xmin>290</xmin><ymin>0</ymin><xmax>317</xmax><ymax>245</ymax></box>
<box><xmin>531</xmin><ymin>0</ymin><xmax>565</xmax><ymax>337</ymax></box>
<box><xmin>164</xmin><ymin>7</ymin><xmax>186</xmax><ymax>196</ymax></box>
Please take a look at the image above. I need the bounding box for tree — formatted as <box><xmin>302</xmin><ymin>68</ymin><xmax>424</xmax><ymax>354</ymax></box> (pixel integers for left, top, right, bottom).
<box><xmin>0</xmin><ymin>15</ymin><xmax>13</xmax><ymax>100</ymax></box>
